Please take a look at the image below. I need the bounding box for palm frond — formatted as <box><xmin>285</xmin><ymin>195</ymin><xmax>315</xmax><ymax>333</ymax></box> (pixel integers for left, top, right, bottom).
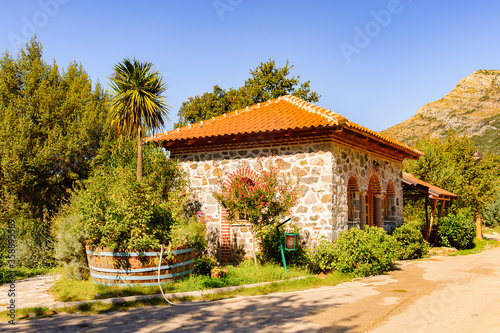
<box><xmin>108</xmin><ymin>58</ymin><xmax>170</xmax><ymax>137</ymax></box>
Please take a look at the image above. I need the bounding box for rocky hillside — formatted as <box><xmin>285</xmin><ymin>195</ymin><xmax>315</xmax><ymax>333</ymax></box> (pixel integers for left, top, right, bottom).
<box><xmin>382</xmin><ymin>70</ymin><xmax>500</xmax><ymax>154</ymax></box>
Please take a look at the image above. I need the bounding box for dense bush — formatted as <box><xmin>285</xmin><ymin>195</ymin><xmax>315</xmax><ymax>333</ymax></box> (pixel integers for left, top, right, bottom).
<box><xmin>256</xmin><ymin>223</ymin><xmax>307</xmax><ymax>266</ymax></box>
<box><xmin>76</xmin><ymin>165</ymin><xmax>175</xmax><ymax>251</ymax></box>
<box><xmin>483</xmin><ymin>196</ymin><xmax>500</xmax><ymax>227</ymax></box>
<box><xmin>12</xmin><ymin>217</ymin><xmax>54</xmax><ymax>269</ymax></box>
<box><xmin>192</xmin><ymin>255</ymin><xmax>217</xmax><ymax>276</ymax></box>
<box><xmin>438</xmin><ymin>213</ymin><xmax>475</xmax><ymax>250</ymax></box>
<box><xmin>74</xmin><ymin>141</ymin><xmax>204</xmax><ymax>252</ymax></box>
<box><xmin>333</xmin><ymin>226</ymin><xmax>398</xmax><ymax>277</ymax></box>
<box><xmin>53</xmin><ymin>206</ymin><xmax>89</xmax><ymax>280</ymax></box>
<box><xmin>392</xmin><ymin>222</ymin><xmax>429</xmax><ymax>260</ymax></box>
<box><xmin>306</xmin><ymin>238</ymin><xmax>336</xmax><ymax>273</ymax></box>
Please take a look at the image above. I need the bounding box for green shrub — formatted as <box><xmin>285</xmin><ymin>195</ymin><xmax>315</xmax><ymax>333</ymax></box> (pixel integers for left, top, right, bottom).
<box><xmin>76</xmin><ymin>165</ymin><xmax>175</xmax><ymax>251</ymax></box>
<box><xmin>392</xmin><ymin>222</ymin><xmax>429</xmax><ymax>260</ymax></box>
<box><xmin>306</xmin><ymin>238</ymin><xmax>336</xmax><ymax>273</ymax></box>
<box><xmin>8</xmin><ymin>217</ymin><xmax>55</xmax><ymax>269</ymax></box>
<box><xmin>333</xmin><ymin>226</ymin><xmax>398</xmax><ymax>277</ymax></box>
<box><xmin>256</xmin><ymin>223</ymin><xmax>307</xmax><ymax>266</ymax></box>
<box><xmin>483</xmin><ymin>196</ymin><xmax>500</xmax><ymax>227</ymax></box>
<box><xmin>169</xmin><ymin>212</ymin><xmax>208</xmax><ymax>252</ymax></box>
<box><xmin>74</xmin><ymin>142</ymin><xmax>192</xmax><ymax>252</ymax></box>
<box><xmin>53</xmin><ymin>206</ymin><xmax>89</xmax><ymax>280</ymax></box>
<box><xmin>192</xmin><ymin>255</ymin><xmax>217</xmax><ymax>276</ymax></box>
<box><xmin>438</xmin><ymin>213</ymin><xmax>475</xmax><ymax>250</ymax></box>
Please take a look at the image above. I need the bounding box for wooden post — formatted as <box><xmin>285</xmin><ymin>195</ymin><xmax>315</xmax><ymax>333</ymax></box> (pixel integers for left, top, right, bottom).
<box><xmin>360</xmin><ymin>192</ymin><xmax>366</xmax><ymax>229</ymax></box>
<box><xmin>476</xmin><ymin>209</ymin><xmax>483</xmax><ymax>240</ymax></box>
<box><xmin>433</xmin><ymin>200</ymin><xmax>446</xmax><ymax>246</ymax></box>
<box><xmin>425</xmin><ymin>198</ymin><xmax>437</xmax><ymax>242</ymax></box>
<box><xmin>374</xmin><ymin>195</ymin><xmax>383</xmax><ymax>228</ymax></box>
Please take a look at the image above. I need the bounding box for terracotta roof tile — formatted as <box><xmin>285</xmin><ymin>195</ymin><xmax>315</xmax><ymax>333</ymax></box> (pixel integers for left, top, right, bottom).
<box><xmin>147</xmin><ymin>95</ymin><xmax>422</xmax><ymax>156</ymax></box>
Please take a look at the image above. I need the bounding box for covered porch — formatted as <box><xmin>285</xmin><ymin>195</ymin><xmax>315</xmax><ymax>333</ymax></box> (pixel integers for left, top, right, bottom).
<box><xmin>402</xmin><ymin>172</ymin><xmax>457</xmax><ymax>245</ymax></box>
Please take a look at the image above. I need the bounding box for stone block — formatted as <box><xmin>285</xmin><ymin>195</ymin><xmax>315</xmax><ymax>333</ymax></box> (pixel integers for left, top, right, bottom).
<box><xmin>304</xmin><ymin>193</ymin><xmax>318</xmax><ymax>204</ymax></box>
<box><xmin>206</xmin><ymin>194</ymin><xmax>217</xmax><ymax>204</ymax></box>
<box><xmin>311</xmin><ymin>166</ymin><xmax>322</xmax><ymax>176</ymax></box>
<box><xmin>295</xmin><ymin>206</ymin><xmax>308</xmax><ymax>213</ymax></box>
<box><xmin>300</xmin><ymin>176</ymin><xmax>319</xmax><ymax>185</ymax></box>
<box><xmin>213</xmin><ymin>168</ymin><xmax>223</xmax><ymax>177</ymax></box>
<box><xmin>292</xmin><ymin>166</ymin><xmax>307</xmax><ymax>177</ymax></box>
<box><xmin>295</xmin><ymin>153</ymin><xmax>306</xmax><ymax>160</ymax></box>
<box><xmin>311</xmin><ymin>156</ymin><xmax>325</xmax><ymax>166</ymax></box>
<box><xmin>321</xmin><ymin>194</ymin><xmax>332</xmax><ymax>203</ymax></box>
<box><xmin>312</xmin><ymin>205</ymin><xmax>325</xmax><ymax>213</ymax></box>
<box><xmin>278</xmin><ymin>161</ymin><xmax>291</xmax><ymax>170</ymax></box>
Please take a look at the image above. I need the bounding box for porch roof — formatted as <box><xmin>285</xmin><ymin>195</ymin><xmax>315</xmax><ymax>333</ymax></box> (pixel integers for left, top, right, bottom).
<box><xmin>403</xmin><ymin>172</ymin><xmax>457</xmax><ymax>201</ymax></box>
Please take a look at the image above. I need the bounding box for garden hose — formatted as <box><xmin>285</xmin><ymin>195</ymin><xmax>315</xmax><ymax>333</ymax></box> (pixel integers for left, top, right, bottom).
<box><xmin>157</xmin><ymin>245</ymin><xmax>399</xmax><ymax>306</ymax></box>
<box><xmin>158</xmin><ymin>245</ymin><xmax>218</xmax><ymax>306</ymax></box>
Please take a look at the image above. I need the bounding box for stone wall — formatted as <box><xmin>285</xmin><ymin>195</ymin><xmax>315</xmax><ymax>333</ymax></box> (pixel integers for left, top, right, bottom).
<box><xmin>172</xmin><ymin>138</ymin><xmax>404</xmax><ymax>261</ymax></box>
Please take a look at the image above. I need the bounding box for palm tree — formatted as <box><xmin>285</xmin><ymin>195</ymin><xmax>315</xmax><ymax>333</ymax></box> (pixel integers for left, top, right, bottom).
<box><xmin>109</xmin><ymin>58</ymin><xmax>170</xmax><ymax>181</ymax></box>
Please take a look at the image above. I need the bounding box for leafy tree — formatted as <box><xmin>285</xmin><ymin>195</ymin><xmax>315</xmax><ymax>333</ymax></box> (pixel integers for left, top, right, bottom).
<box><xmin>404</xmin><ymin>133</ymin><xmax>500</xmax><ymax>225</ymax></box>
<box><xmin>108</xmin><ymin>58</ymin><xmax>170</xmax><ymax>181</ymax></box>
<box><xmin>175</xmin><ymin>59</ymin><xmax>321</xmax><ymax>128</ymax></box>
<box><xmin>0</xmin><ymin>37</ymin><xmax>111</xmax><ymax>227</ymax></box>
<box><xmin>0</xmin><ymin>38</ymin><xmax>111</xmax><ymax>267</ymax></box>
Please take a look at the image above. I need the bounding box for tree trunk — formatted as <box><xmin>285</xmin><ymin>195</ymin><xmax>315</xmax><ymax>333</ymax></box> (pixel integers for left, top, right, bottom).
<box><xmin>251</xmin><ymin>228</ymin><xmax>258</xmax><ymax>269</ymax></box>
<box><xmin>137</xmin><ymin>125</ymin><xmax>143</xmax><ymax>182</ymax></box>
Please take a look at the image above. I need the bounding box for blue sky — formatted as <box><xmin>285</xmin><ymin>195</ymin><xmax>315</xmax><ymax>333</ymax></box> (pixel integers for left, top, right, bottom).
<box><xmin>1</xmin><ymin>0</ymin><xmax>499</xmax><ymax>133</ymax></box>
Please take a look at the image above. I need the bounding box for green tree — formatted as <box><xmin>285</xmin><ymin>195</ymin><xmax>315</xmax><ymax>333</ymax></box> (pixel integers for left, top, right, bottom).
<box><xmin>108</xmin><ymin>58</ymin><xmax>170</xmax><ymax>181</ymax></box>
<box><xmin>404</xmin><ymin>133</ymin><xmax>500</xmax><ymax>228</ymax></box>
<box><xmin>175</xmin><ymin>59</ymin><xmax>321</xmax><ymax>128</ymax></box>
<box><xmin>0</xmin><ymin>37</ymin><xmax>111</xmax><ymax>226</ymax></box>
<box><xmin>0</xmin><ymin>38</ymin><xmax>111</xmax><ymax>267</ymax></box>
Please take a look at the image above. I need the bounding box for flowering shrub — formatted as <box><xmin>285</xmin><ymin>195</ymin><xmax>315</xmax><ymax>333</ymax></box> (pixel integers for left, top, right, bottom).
<box><xmin>213</xmin><ymin>158</ymin><xmax>300</xmax><ymax>265</ymax></box>
<box><xmin>213</xmin><ymin>158</ymin><xmax>300</xmax><ymax>229</ymax></box>
<box><xmin>211</xmin><ymin>266</ymin><xmax>229</xmax><ymax>278</ymax></box>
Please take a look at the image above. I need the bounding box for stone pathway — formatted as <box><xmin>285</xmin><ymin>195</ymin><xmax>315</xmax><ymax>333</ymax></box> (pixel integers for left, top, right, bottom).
<box><xmin>0</xmin><ymin>274</ymin><xmax>58</xmax><ymax>310</ymax></box>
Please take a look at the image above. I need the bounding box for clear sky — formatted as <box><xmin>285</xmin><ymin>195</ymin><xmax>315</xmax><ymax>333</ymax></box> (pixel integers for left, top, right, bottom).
<box><xmin>1</xmin><ymin>0</ymin><xmax>499</xmax><ymax>133</ymax></box>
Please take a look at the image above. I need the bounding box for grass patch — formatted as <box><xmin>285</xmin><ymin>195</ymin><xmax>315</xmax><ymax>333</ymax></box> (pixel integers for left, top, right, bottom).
<box><xmin>449</xmin><ymin>238</ymin><xmax>498</xmax><ymax>256</ymax></box>
<box><xmin>52</xmin><ymin>261</ymin><xmax>312</xmax><ymax>302</ymax></box>
<box><xmin>0</xmin><ymin>270</ymin><xmax>351</xmax><ymax>322</ymax></box>
<box><xmin>0</xmin><ymin>267</ymin><xmax>53</xmax><ymax>285</ymax></box>
<box><xmin>485</xmin><ymin>226</ymin><xmax>500</xmax><ymax>234</ymax></box>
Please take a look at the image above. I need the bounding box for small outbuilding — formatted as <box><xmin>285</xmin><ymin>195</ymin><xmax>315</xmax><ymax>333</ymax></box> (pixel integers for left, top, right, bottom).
<box><xmin>148</xmin><ymin>95</ymin><xmax>423</xmax><ymax>262</ymax></box>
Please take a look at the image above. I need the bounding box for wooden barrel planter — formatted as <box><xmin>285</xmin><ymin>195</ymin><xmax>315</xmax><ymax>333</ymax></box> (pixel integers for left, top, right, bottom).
<box><xmin>85</xmin><ymin>246</ymin><xmax>195</xmax><ymax>286</ymax></box>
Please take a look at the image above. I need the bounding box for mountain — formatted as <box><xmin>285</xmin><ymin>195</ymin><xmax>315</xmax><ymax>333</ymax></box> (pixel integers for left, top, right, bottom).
<box><xmin>382</xmin><ymin>70</ymin><xmax>500</xmax><ymax>154</ymax></box>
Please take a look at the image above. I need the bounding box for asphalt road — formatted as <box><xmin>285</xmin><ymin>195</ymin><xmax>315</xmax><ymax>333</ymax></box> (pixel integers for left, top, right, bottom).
<box><xmin>3</xmin><ymin>237</ymin><xmax>500</xmax><ymax>333</ymax></box>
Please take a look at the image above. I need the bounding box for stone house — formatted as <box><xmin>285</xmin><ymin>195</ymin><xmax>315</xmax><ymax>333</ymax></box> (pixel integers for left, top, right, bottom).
<box><xmin>147</xmin><ymin>95</ymin><xmax>422</xmax><ymax>262</ymax></box>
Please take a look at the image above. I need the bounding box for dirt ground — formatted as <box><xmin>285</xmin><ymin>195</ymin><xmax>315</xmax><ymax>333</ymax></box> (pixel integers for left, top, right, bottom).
<box><xmin>3</xmin><ymin>236</ymin><xmax>499</xmax><ymax>332</ymax></box>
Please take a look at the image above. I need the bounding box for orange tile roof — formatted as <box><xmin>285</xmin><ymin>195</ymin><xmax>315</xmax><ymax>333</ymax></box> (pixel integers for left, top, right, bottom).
<box><xmin>403</xmin><ymin>173</ymin><xmax>457</xmax><ymax>199</ymax></box>
<box><xmin>147</xmin><ymin>95</ymin><xmax>422</xmax><ymax>156</ymax></box>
